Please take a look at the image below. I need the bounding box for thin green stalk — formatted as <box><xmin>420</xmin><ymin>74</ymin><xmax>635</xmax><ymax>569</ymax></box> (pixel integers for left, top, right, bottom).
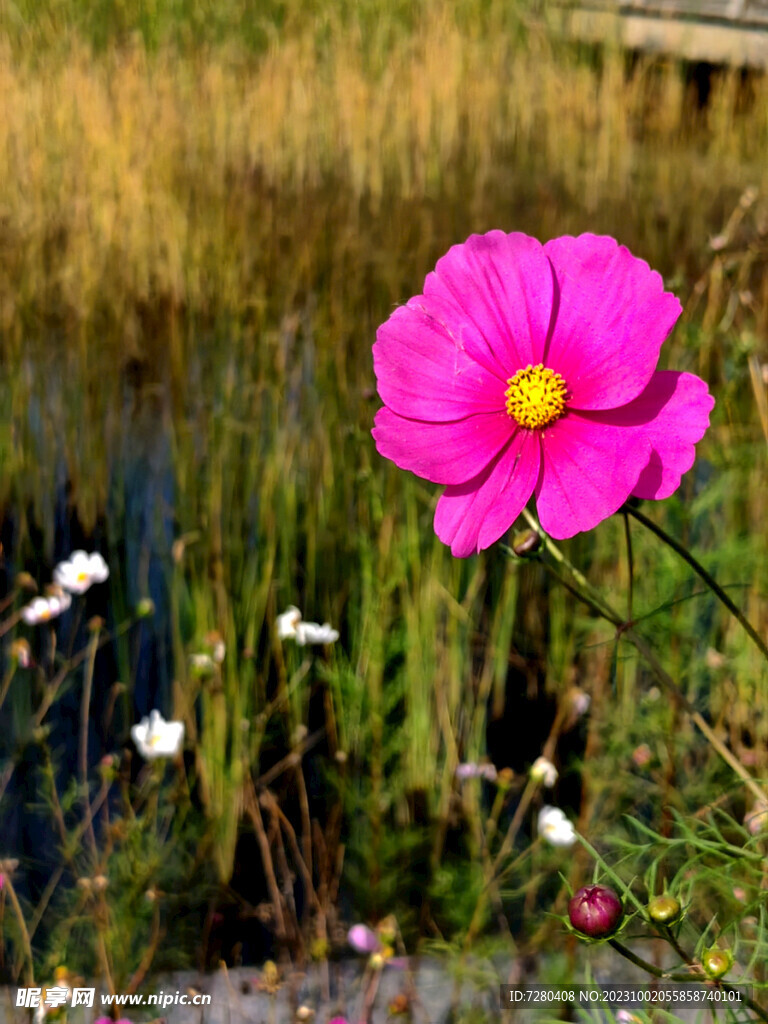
<box><xmin>608</xmin><ymin>939</ymin><xmax>768</xmax><ymax>1022</ymax></box>
<box><xmin>3</xmin><ymin>873</ymin><xmax>34</xmax><ymax>985</ymax></box>
<box><xmin>625</xmin><ymin>504</ymin><xmax>768</xmax><ymax>663</ymax></box>
<box><xmin>463</xmin><ymin>775</ymin><xmax>538</xmax><ymax>950</ymax></box>
<box><xmin>79</xmin><ymin>627</ymin><xmax>100</xmax><ymax>861</ymax></box>
<box><xmin>0</xmin><ymin>663</ymin><xmax>16</xmax><ymax>715</ymax></box>
<box><xmin>623</xmin><ymin>511</ymin><xmax>634</xmax><ymax>624</ymax></box>
<box><xmin>513</xmin><ymin>512</ymin><xmax>768</xmax><ymax>807</ymax></box>
<box><xmin>574</xmin><ymin>833</ymin><xmax>646</xmax><ymax>916</ymax></box>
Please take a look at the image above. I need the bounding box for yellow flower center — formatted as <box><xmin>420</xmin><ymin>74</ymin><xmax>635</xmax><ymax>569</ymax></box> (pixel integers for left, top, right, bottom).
<box><xmin>505</xmin><ymin>363</ymin><xmax>568</xmax><ymax>430</ymax></box>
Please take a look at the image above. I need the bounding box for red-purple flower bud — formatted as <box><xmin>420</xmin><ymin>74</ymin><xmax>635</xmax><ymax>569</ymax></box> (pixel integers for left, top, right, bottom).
<box><xmin>568</xmin><ymin>884</ymin><xmax>623</xmax><ymax>938</ymax></box>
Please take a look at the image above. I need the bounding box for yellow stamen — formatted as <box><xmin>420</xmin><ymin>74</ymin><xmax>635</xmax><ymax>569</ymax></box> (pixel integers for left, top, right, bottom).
<box><xmin>505</xmin><ymin>363</ymin><xmax>568</xmax><ymax>430</ymax></box>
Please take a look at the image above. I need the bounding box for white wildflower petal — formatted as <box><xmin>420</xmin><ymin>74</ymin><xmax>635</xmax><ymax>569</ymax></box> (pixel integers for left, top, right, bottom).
<box><xmin>277</xmin><ymin>605</ymin><xmax>302</xmax><ymax>640</ymax></box>
<box><xmin>295</xmin><ymin>621</ymin><xmax>339</xmax><ymax>646</ymax></box>
<box><xmin>21</xmin><ymin>591</ymin><xmax>70</xmax><ymax>625</ymax></box>
<box><xmin>538</xmin><ymin>805</ymin><xmax>576</xmax><ymax>848</ymax></box>
<box><xmin>530</xmin><ymin>756</ymin><xmax>558</xmax><ymax>788</ymax></box>
<box><xmin>53</xmin><ymin>551</ymin><xmax>110</xmax><ymax>595</ymax></box>
<box><xmin>190</xmin><ymin>652</ymin><xmax>215</xmax><ymax>674</ymax></box>
<box><xmin>131</xmin><ymin>710</ymin><xmax>185</xmax><ymax>760</ymax></box>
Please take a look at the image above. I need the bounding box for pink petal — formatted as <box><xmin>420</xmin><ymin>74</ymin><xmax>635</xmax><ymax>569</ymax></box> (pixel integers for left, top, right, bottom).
<box><xmin>543</xmin><ymin>235</ymin><xmax>682</xmax><ymax>410</ymax></box>
<box><xmin>434</xmin><ymin>430</ymin><xmax>540</xmax><ymax>556</ymax></box>
<box><xmin>373</xmin><ymin>406</ymin><xmax>513</xmax><ymax>485</ymax></box>
<box><xmin>348</xmin><ymin>924</ymin><xmax>379</xmax><ymax>954</ymax></box>
<box><xmin>605</xmin><ymin>371</ymin><xmax>714</xmax><ymax>500</ymax></box>
<box><xmin>423</xmin><ymin>231</ymin><xmax>555</xmax><ymax>380</ymax></box>
<box><xmin>535</xmin><ymin>413</ymin><xmax>652</xmax><ymax>538</ymax></box>
<box><xmin>374</xmin><ymin>302</ymin><xmax>506</xmax><ymax>421</ymax></box>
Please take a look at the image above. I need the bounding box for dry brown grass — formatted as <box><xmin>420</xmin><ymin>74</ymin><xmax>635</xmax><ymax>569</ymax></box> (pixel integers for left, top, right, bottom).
<box><xmin>2</xmin><ymin>11</ymin><xmax>768</xmax><ymax>355</ymax></box>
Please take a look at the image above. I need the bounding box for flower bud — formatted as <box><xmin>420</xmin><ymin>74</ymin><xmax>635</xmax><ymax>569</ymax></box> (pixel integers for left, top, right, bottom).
<box><xmin>16</xmin><ymin>572</ymin><xmax>37</xmax><ymax>592</ymax></box>
<box><xmin>10</xmin><ymin>639</ymin><xmax>31</xmax><ymax>668</ymax></box>
<box><xmin>377</xmin><ymin>914</ymin><xmax>397</xmax><ymax>945</ymax></box>
<box><xmin>511</xmin><ymin>529</ymin><xmax>541</xmax><ymax>556</ymax></box>
<box><xmin>530</xmin><ymin>756</ymin><xmax>558</xmax><ymax>787</ymax></box>
<box><xmin>136</xmin><ymin>597</ymin><xmax>155</xmax><ymax>619</ymax></box>
<box><xmin>648</xmin><ymin>894</ymin><xmax>681</xmax><ymax>925</ymax></box>
<box><xmin>568</xmin><ymin>884</ymin><xmax>623</xmax><ymax>939</ymax></box>
<box><xmin>701</xmin><ymin>948</ymin><xmax>733</xmax><ymax>980</ymax></box>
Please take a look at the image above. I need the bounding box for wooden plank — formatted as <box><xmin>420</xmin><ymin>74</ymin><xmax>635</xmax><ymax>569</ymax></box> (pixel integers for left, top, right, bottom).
<box><xmin>565</xmin><ymin>0</ymin><xmax>768</xmax><ymax>27</ymax></box>
<box><xmin>560</xmin><ymin>6</ymin><xmax>768</xmax><ymax>66</ymax></box>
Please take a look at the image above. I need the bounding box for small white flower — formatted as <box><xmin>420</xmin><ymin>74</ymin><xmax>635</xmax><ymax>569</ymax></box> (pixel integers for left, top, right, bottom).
<box><xmin>277</xmin><ymin>605</ymin><xmax>302</xmax><ymax>640</ymax></box>
<box><xmin>21</xmin><ymin>586</ymin><xmax>72</xmax><ymax>625</ymax></box>
<box><xmin>530</xmin><ymin>756</ymin><xmax>558</xmax><ymax>788</ymax></box>
<box><xmin>189</xmin><ymin>652</ymin><xmax>215</xmax><ymax>676</ymax></box>
<box><xmin>569</xmin><ymin>688</ymin><xmax>591</xmax><ymax>718</ymax></box>
<box><xmin>131</xmin><ymin>710</ymin><xmax>185</xmax><ymax>760</ymax></box>
<box><xmin>277</xmin><ymin>606</ymin><xmax>339</xmax><ymax>646</ymax></box>
<box><xmin>53</xmin><ymin>551</ymin><xmax>109</xmax><ymax>595</ymax></box>
<box><xmin>296</xmin><ymin>621</ymin><xmax>340</xmax><ymax>646</ymax></box>
<box><xmin>538</xmin><ymin>805</ymin><xmax>576</xmax><ymax>848</ymax></box>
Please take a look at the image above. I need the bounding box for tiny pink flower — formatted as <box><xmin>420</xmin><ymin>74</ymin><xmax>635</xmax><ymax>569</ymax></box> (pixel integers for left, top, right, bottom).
<box><xmin>347</xmin><ymin>923</ymin><xmax>379</xmax><ymax>954</ymax></box>
<box><xmin>372</xmin><ymin>232</ymin><xmax>714</xmax><ymax>556</ymax></box>
<box><xmin>455</xmin><ymin>761</ymin><xmax>497</xmax><ymax>782</ymax></box>
<box><xmin>632</xmin><ymin>743</ymin><xmax>652</xmax><ymax>768</ymax></box>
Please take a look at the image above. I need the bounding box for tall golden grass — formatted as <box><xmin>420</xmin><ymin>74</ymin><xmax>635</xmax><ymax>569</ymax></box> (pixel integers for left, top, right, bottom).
<box><xmin>2</xmin><ymin>11</ymin><xmax>768</xmax><ymax>352</ymax></box>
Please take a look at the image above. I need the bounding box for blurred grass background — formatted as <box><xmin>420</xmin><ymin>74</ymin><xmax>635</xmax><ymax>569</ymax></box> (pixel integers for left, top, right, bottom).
<box><xmin>1</xmin><ymin>0</ymin><xmax>768</xmax><ymax>959</ymax></box>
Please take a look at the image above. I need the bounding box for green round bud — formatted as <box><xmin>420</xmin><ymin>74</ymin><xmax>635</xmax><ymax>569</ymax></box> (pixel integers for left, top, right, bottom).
<box><xmin>136</xmin><ymin>597</ymin><xmax>156</xmax><ymax>619</ymax></box>
<box><xmin>701</xmin><ymin>948</ymin><xmax>733</xmax><ymax>980</ymax></box>
<box><xmin>648</xmin><ymin>894</ymin><xmax>682</xmax><ymax>925</ymax></box>
<box><xmin>511</xmin><ymin>529</ymin><xmax>541</xmax><ymax>556</ymax></box>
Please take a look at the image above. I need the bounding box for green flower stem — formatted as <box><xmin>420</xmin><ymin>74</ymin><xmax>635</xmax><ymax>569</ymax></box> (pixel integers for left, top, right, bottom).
<box><xmin>79</xmin><ymin>628</ymin><xmax>100</xmax><ymax>861</ymax></box>
<box><xmin>574</xmin><ymin>834</ymin><xmax>646</xmax><ymax>916</ymax></box>
<box><xmin>3</xmin><ymin>872</ymin><xmax>34</xmax><ymax>985</ymax></box>
<box><xmin>33</xmin><ymin>614</ymin><xmax>137</xmax><ymax>728</ymax></box>
<box><xmin>607</xmin><ymin>938</ymin><xmax>667</xmax><ymax>977</ymax></box>
<box><xmin>623</xmin><ymin>511</ymin><xmax>634</xmax><ymax>624</ymax></box>
<box><xmin>0</xmin><ymin>609</ymin><xmax>23</xmax><ymax>640</ymax></box>
<box><xmin>0</xmin><ymin>662</ymin><xmax>16</xmax><ymax>715</ymax></box>
<box><xmin>608</xmin><ymin>939</ymin><xmax>768</xmax><ymax>1022</ymax></box>
<box><xmin>624</xmin><ymin>504</ymin><xmax>768</xmax><ymax>664</ymax></box>
<box><xmin>517</xmin><ymin>510</ymin><xmax>768</xmax><ymax>808</ymax></box>
<box><xmin>463</xmin><ymin>775</ymin><xmax>539</xmax><ymax>951</ymax></box>
<box><xmin>0</xmin><ymin>614</ymin><xmax>141</xmax><ymax>810</ymax></box>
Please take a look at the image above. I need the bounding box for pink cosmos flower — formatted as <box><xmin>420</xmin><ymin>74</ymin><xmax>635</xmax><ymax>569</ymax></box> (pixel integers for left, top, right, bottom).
<box><xmin>372</xmin><ymin>232</ymin><xmax>714</xmax><ymax>556</ymax></box>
